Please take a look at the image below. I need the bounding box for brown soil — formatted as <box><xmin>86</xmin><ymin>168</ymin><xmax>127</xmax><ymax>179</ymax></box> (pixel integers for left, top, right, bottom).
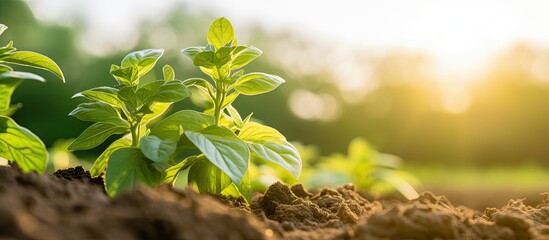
<box><xmin>0</xmin><ymin>165</ymin><xmax>548</xmax><ymax>240</ymax></box>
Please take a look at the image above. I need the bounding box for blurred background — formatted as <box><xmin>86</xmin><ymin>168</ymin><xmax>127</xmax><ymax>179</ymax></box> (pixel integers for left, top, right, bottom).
<box><xmin>1</xmin><ymin>0</ymin><xmax>548</xmax><ymax>208</ymax></box>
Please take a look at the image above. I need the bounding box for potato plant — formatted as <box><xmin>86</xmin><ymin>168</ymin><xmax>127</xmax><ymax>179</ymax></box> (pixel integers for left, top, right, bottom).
<box><xmin>0</xmin><ymin>24</ymin><xmax>65</xmax><ymax>173</ymax></box>
<box><xmin>70</xmin><ymin>18</ymin><xmax>301</xmax><ymax>201</ymax></box>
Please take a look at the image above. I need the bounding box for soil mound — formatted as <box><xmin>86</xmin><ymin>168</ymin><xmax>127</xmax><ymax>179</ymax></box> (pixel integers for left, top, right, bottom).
<box><xmin>0</xmin><ymin>165</ymin><xmax>547</xmax><ymax>239</ymax></box>
<box><xmin>0</xmin><ymin>166</ymin><xmax>266</xmax><ymax>240</ymax></box>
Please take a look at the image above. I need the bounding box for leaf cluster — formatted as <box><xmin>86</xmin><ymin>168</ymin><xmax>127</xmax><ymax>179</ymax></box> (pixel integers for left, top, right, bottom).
<box><xmin>0</xmin><ymin>24</ymin><xmax>65</xmax><ymax>173</ymax></box>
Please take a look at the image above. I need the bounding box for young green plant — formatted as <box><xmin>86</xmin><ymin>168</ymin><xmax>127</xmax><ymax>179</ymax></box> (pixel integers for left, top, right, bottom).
<box><xmin>0</xmin><ymin>24</ymin><xmax>65</xmax><ymax>173</ymax></box>
<box><xmin>68</xmin><ymin>49</ymin><xmax>191</xmax><ymax>196</ymax></box>
<box><xmin>163</xmin><ymin>17</ymin><xmax>301</xmax><ymax>202</ymax></box>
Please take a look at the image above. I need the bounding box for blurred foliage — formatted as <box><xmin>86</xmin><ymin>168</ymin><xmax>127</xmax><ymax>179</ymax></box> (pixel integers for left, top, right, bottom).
<box><xmin>250</xmin><ymin>138</ymin><xmax>420</xmax><ymax>199</ymax></box>
<box><xmin>2</xmin><ymin>0</ymin><xmax>549</xmax><ymax>168</ymax></box>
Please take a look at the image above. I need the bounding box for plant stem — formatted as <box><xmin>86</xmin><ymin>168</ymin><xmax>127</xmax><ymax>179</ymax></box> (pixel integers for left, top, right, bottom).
<box><xmin>130</xmin><ymin>121</ymin><xmax>140</xmax><ymax>147</ymax></box>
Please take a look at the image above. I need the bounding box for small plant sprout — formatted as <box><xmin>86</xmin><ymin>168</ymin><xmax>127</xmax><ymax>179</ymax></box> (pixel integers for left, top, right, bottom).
<box><xmin>69</xmin><ymin>49</ymin><xmax>191</xmax><ymax>196</ymax></box>
<box><xmin>171</xmin><ymin>17</ymin><xmax>302</xmax><ymax>201</ymax></box>
<box><xmin>0</xmin><ymin>24</ymin><xmax>65</xmax><ymax>173</ymax></box>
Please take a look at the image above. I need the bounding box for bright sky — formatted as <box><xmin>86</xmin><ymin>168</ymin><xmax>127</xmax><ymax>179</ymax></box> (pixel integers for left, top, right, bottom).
<box><xmin>28</xmin><ymin>0</ymin><xmax>549</xmax><ymax>79</ymax></box>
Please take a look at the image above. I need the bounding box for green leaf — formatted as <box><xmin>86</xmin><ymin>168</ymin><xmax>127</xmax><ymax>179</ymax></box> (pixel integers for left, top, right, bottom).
<box><xmin>0</xmin><ymin>24</ymin><xmax>7</xmax><ymax>36</ymax></box>
<box><xmin>0</xmin><ymin>116</ymin><xmax>47</xmax><ymax>173</ymax></box>
<box><xmin>106</xmin><ymin>148</ymin><xmax>161</xmax><ymax>196</ymax></box>
<box><xmin>152</xmin><ymin>81</ymin><xmax>191</xmax><ymax>103</ymax></box>
<box><xmin>69</xmin><ymin>102</ymin><xmax>126</xmax><ymax>125</ymax></box>
<box><xmin>231</xmin><ymin>46</ymin><xmax>262</xmax><ymax>69</ymax></box>
<box><xmin>188</xmin><ymin>158</ymin><xmax>233</xmax><ymax>194</ymax></box>
<box><xmin>183</xmin><ymin>78</ymin><xmax>214</xmax><ymax>95</ymax></box>
<box><xmin>1</xmin><ymin>51</ymin><xmax>65</xmax><ymax>82</ymax></box>
<box><xmin>0</xmin><ymin>103</ymin><xmax>22</xmax><ymax>117</ymax></box>
<box><xmin>110</xmin><ymin>65</ymin><xmax>135</xmax><ymax>86</ymax></box>
<box><xmin>181</xmin><ymin>46</ymin><xmax>206</xmax><ymax>61</ymax></box>
<box><xmin>207</xmin><ymin>17</ymin><xmax>235</xmax><ymax>49</ymax></box>
<box><xmin>140</xmin><ymin>102</ymin><xmax>171</xmax><ymax>127</ymax></box>
<box><xmin>0</xmin><ymin>64</ymin><xmax>13</xmax><ymax>73</ymax></box>
<box><xmin>121</xmin><ymin>49</ymin><xmax>164</xmax><ymax>79</ymax></box>
<box><xmin>67</xmin><ymin>122</ymin><xmax>128</xmax><ymax>151</ymax></box>
<box><xmin>90</xmin><ymin>137</ymin><xmax>131</xmax><ymax>177</ymax></box>
<box><xmin>239</xmin><ymin>122</ymin><xmax>301</xmax><ymax>178</ymax></box>
<box><xmin>0</xmin><ymin>72</ymin><xmax>45</xmax><ymax>110</ymax></box>
<box><xmin>214</xmin><ymin>46</ymin><xmax>234</xmax><ymax>67</ymax></box>
<box><xmin>234</xmin><ymin>72</ymin><xmax>285</xmax><ymax>96</ymax></box>
<box><xmin>162</xmin><ymin>64</ymin><xmax>175</xmax><ymax>82</ymax></box>
<box><xmin>150</xmin><ymin>110</ymin><xmax>214</xmax><ymax>140</ymax></box>
<box><xmin>225</xmin><ymin>104</ymin><xmax>243</xmax><ymax>127</ymax></box>
<box><xmin>135</xmin><ymin>80</ymin><xmax>164</xmax><ymax>105</ymax></box>
<box><xmin>117</xmin><ymin>86</ymin><xmax>137</xmax><ymax>108</ymax></box>
<box><xmin>221</xmin><ymin>91</ymin><xmax>239</xmax><ymax>110</ymax></box>
<box><xmin>220</xmin><ymin>171</ymin><xmax>251</xmax><ymax>203</ymax></box>
<box><xmin>72</xmin><ymin>87</ymin><xmax>122</xmax><ymax>107</ymax></box>
<box><xmin>185</xmin><ymin>125</ymin><xmax>249</xmax><ymax>184</ymax></box>
<box><xmin>161</xmin><ymin>155</ymin><xmax>200</xmax><ymax>183</ymax></box>
<box><xmin>140</xmin><ymin>135</ymin><xmax>176</xmax><ymax>162</ymax></box>
<box><xmin>193</xmin><ymin>51</ymin><xmax>215</xmax><ymax>68</ymax></box>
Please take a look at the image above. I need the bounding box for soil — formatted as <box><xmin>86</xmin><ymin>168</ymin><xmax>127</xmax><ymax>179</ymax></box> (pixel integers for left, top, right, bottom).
<box><xmin>0</xmin><ymin>165</ymin><xmax>548</xmax><ymax>240</ymax></box>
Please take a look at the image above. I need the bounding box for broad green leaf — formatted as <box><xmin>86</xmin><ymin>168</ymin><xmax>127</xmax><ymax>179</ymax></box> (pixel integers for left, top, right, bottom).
<box><xmin>117</xmin><ymin>86</ymin><xmax>137</xmax><ymax>108</ymax></box>
<box><xmin>0</xmin><ymin>116</ymin><xmax>47</xmax><ymax>173</ymax></box>
<box><xmin>234</xmin><ymin>72</ymin><xmax>285</xmax><ymax>96</ymax></box>
<box><xmin>67</xmin><ymin>122</ymin><xmax>128</xmax><ymax>151</ymax></box>
<box><xmin>193</xmin><ymin>51</ymin><xmax>215</xmax><ymax>68</ymax></box>
<box><xmin>69</xmin><ymin>102</ymin><xmax>126</xmax><ymax>125</ymax></box>
<box><xmin>110</xmin><ymin>65</ymin><xmax>135</xmax><ymax>86</ymax></box>
<box><xmin>231</xmin><ymin>46</ymin><xmax>262</xmax><ymax>69</ymax></box>
<box><xmin>140</xmin><ymin>102</ymin><xmax>171</xmax><ymax>127</ymax></box>
<box><xmin>0</xmin><ymin>71</ymin><xmax>46</xmax><ymax>82</ymax></box>
<box><xmin>207</xmin><ymin>17</ymin><xmax>235</xmax><ymax>49</ymax></box>
<box><xmin>106</xmin><ymin>148</ymin><xmax>161</xmax><ymax>196</ymax></box>
<box><xmin>162</xmin><ymin>64</ymin><xmax>175</xmax><ymax>82</ymax></box>
<box><xmin>161</xmin><ymin>155</ymin><xmax>201</xmax><ymax>183</ymax></box>
<box><xmin>121</xmin><ymin>49</ymin><xmax>164</xmax><ymax>79</ymax></box>
<box><xmin>238</xmin><ymin>122</ymin><xmax>285</xmax><ymax>142</ymax></box>
<box><xmin>0</xmin><ymin>72</ymin><xmax>46</xmax><ymax>111</ymax></box>
<box><xmin>188</xmin><ymin>158</ymin><xmax>232</xmax><ymax>194</ymax></box>
<box><xmin>152</xmin><ymin>81</ymin><xmax>190</xmax><ymax>103</ymax></box>
<box><xmin>181</xmin><ymin>46</ymin><xmax>206</xmax><ymax>61</ymax></box>
<box><xmin>140</xmin><ymin>135</ymin><xmax>176</xmax><ymax>162</ymax></box>
<box><xmin>225</xmin><ymin>104</ymin><xmax>243</xmax><ymax>127</ymax></box>
<box><xmin>1</xmin><ymin>51</ymin><xmax>65</xmax><ymax>82</ymax></box>
<box><xmin>135</xmin><ymin>80</ymin><xmax>164</xmax><ymax>105</ymax></box>
<box><xmin>214</xmin><ymin>46</ymin><xmax>234</xmax><ymax>68</ymax></box>
<box><xmin>150</xmin><ymin>110</ymin><xmax>214</xmax><ymax>140</ymax></box>
<box><xmin>90</xmin><ymin>137</ymin><xmax>131</xmax><ymax>177</ymax></box>
<box><xmin>239</xmin><ymin>122</ymin><xmax>301</xmax><ymax>178</ymax></box>
<box><xmin>72</xmin><ymin>87</ymin><xmax>122</xmax><ymax>107</ymax></box>
<box><xmin>185</xmin><ymin>125</ymin><xmax>249</xmax><ymax>184</ymax></box>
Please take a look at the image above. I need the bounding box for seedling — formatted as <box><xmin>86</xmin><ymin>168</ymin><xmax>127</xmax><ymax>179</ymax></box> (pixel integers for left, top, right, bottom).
<box><xmin>167</xmin><ymin>17</ymin><xmax>302</xmax><ymax>201</ymax></box>
<box><xmin>0</xmin><ymin>24</ymin><xmax>65</xmax><ymax>173</ymax></box>
<box><xmin>70</xmin><ymin>18</ymin><xmax>301</xmax><ymax>201</ymax></box>
<box><xmin>68</xmin><ymin>48</ymin><xmax>190</xmax><ymax>196</ymax></box>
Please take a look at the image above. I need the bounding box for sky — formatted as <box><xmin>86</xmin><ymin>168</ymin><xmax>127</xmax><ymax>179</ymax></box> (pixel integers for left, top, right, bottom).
<box><xmin>26</xmin><ymin>0</ymin><xmax>549</xmax><ymax>82</ymax></box>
